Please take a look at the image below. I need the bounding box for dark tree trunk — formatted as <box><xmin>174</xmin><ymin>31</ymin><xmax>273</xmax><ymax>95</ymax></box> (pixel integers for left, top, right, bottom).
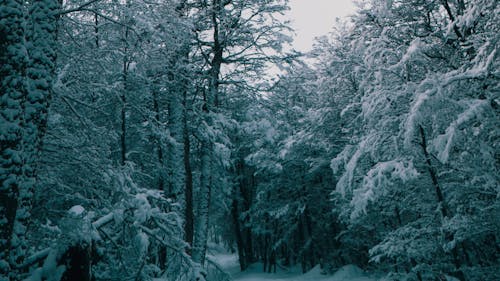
<box><xmin>94</xmin><ymin>12</ymin><xmax>99</xmax><ymax>48</ymax></box>
<box><xmin>419</xmin><ymin>125</ymin><xmax>465</xmax><ymax>280</ymax></box>
<box><xmin>158</xmin><ymin>246</ymin><xmax>167</xmax><ymax>271</ymax></box>
<box><xmin>120</xmin><ymin>28</ymin><xmax>129</xmax><ymax>166</ymax></box>
<box><xmin>231</xmin><ymin>157</ymin><xmax>256</xmax><ymax>270</ymax></box>
<box><xmin>263</xmin><ymin>234</ymin><xmax>269</xmax><ymax>273</ymax></box>
<box><xmin>231</xmin><ymin>191</ymin><xmax>247</xmax><ymax>271</ymax></box>
<box><xmin>269</xmin><ymin>250</ymin><xmax>276</xmax><ymax>273</ymax></box>
<box><xmin>60</xmin><ymin>242</ymin><xmax>92</xmax><ymax>281</ymax></box>
<box><xmin>183</xmin><ymin>91</ymin><xmax>194</xmax><ymax>252</ymax></box>
<box><xmin>419</xmin><ymin>125</ymin><xmax>448</xmax><ymax>217</ymax></box>
<box><xmin>152</xmin><ymin>87</ymin><xmax>165</xmax><ymax>191</ymax></box>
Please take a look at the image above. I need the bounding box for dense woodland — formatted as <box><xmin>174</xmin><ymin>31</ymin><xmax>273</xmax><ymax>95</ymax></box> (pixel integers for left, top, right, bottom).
<box><xmin>0</xmin><ymin>0</ymin><xmax>499</xmax><ymax>280</ymax></box>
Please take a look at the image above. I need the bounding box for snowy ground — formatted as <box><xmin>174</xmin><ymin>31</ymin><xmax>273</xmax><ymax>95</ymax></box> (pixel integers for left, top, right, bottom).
<box><xmin>229</xmin><ymin>263</ymin><xmax>377</xmax><ymax>281</ymax></box>
<box><xmin>207</xmin><ymin>244</ymin><xmax>379</xmax><ymax>281</ymax></box>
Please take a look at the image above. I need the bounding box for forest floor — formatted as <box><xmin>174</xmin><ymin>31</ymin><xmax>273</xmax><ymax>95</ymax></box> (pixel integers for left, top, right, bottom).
<box><xmin>208</xmin><ymin>244</ymin><xmax>379</xmax><ymax>281</ymax></box>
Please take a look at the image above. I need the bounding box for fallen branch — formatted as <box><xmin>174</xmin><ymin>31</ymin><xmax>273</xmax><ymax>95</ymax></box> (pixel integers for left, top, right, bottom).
<box><xmin>92</xmin><ymin>212</ymin><xmax>114</xmax><ymax>229</ymax></box>
<box><xmin>20</xmin><ymin>211</ymin><xmax>115</xmax><ymax>269</ymax></box>
<box><xmin>17</xmin><ymin>248</ymin><xmax>52</xmax><ymax>269</ymax></box>
<box><xmin>205</xmin><ymin>256</ymin><xmax>231</xmax><ymax>281</ymax></box>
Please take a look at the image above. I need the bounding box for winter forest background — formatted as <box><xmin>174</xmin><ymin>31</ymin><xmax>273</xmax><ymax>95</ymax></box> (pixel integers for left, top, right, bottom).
<box><xmin>0</xmin><ymin>0</ymin><xmax>499</xmax><ymax>280</ymax></box>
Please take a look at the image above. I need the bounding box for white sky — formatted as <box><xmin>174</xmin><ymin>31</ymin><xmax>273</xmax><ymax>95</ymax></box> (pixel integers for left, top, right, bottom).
<box><xmin>288</xmin><ymin>0</ymin><xmax>356</xmax><ymax>51</ymax></box>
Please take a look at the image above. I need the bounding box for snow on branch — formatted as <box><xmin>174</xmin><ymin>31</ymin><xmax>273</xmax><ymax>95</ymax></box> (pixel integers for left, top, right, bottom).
<box><xmin>332</xmin><ymin>136</ymin><xmax>373</xmax><ymax>196</ymax></box>
<box><xmin>20</xmin><ymin>211</ymin><xmax>115</xmax><ymax>269</ymax></box>
<box><xmin>389</xmin><ymin>38</ymin><xmax>425</xmax><ymax>70</ymax></box>
<box><xmin>350</xmin><ymin>159</ymin><xmax>418</xmax><ymax>219</ymax></box>
<box><xmin>430</xmin><ymin>99</ymin><xmax>489</xmax><ymax>163</ymax></box>
<box><xmin>442</xmin><ymin>45</ymin><xmax>496</xmax><ymax>87</ymax></box>
<box><xmin>403</xmin><ymin>42</ymin><xmax>496</xmax><ymax>150</ymax></box>
<box><xmin>91</xmin><ymin>212</ymin><xmax>114</xmax><ymax>229</ymax></box>
<box><xmin>403</xmin><ymin>82</ymin><xmax>436</xmax><ymax>148</ymax></box>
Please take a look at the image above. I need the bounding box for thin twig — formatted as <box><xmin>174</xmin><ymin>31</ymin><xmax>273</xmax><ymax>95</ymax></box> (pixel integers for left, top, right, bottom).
<box><xmin>58</xmin><ymin>0</ymin><xmax>102</xmax><ymax>15</ymax></box>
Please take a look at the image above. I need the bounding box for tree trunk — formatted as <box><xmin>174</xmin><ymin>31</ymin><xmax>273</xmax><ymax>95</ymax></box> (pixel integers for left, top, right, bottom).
<box><xmin>0</xmin><ymin>2</ymin><xmax>27</xmax><ymax>277</ymax></box>
<box><xmin>231</xmin><ymin>190</ymin><xmax>247</xmax><ymax>271</ymax></box>
<box><xmin>166</xmin><ymin>72</ymin><xmax>185</xmax><ymax>201</ymax></box>
<box><xmin>418</xmin><ymin>125</ymin><xmax>448</xmax><ymax>217</ymax></box>
<box><xmin>21</xmin><ymin>0</ymin><xmax>59</xmax><ymax>272</ymax></box>
<box><xmin>94</xmin><ymin>12</ymin><xmax>99</xmax><ymax>48</ymax></box>
<box><xmin>192</xmin><ymin>0</ymin><xmax>224</xmax><ymax>265</ymax></box>
<box><xmin>192</xmin><ymin>144</ymin><xmax>212</xmax><ymax>265</ymax></box>
<box><xmin>183</xmin><ymin>90</ymin><xmax>194</xmax><ymax>252</ymax></box>
<box><xmin>232</xmin><ymin>157</ymin><xmax>256</xmax><ymax>270</ymax></box>
<box><xmin>0</xmin><ymin>1</ymin><xmax>59</xmax><ymax>278</ymax></box>
<box><xmin>263</xmin><ymin>234</ymin><xmax>269</xmax><ymax>273</ymax></box>
<box><xmin>152</xmin><ymin>86</ymin><xmax>165</xmax><ymax>191</ymax></box>
<box><xmin>241</xmin><ymin>161</ymin><xmax>255</xmax><ymax>265</ymax></box>
<box><xmin>419</xmin><ymin>125</ymin><xmax>466</xmax><ymax>279</ymax></box>
<box><xmin>120</xmin><ymin>27</ymin><xmax>129</xmax><ymax>166</ymax></box>
<box><xmin>439</xmin><ymin>0</ymin><xmax>464</xmax><ymax>40</ymax></box>
<box><xmin>60</xmin><ymin>241</ymin><xmax>92</xmax><ymax>281</ymax></box>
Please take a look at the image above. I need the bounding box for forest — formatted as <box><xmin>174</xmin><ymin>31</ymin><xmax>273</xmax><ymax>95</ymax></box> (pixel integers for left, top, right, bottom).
<box><xmin>0</xmin><ymin>0</ymin><xmax>498</xmax><ymax>280</ymax></box>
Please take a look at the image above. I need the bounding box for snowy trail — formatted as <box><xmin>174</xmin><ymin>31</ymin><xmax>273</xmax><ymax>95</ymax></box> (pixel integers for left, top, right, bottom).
<box><xmin>229</xmin><ymin>265</ymin><xmax>377</xmax><ymax>281</ymax></box>
<box><xmin>208</xmin><ymin>246</ymin><xmax>378</xmax><ymax>281</ymax></box>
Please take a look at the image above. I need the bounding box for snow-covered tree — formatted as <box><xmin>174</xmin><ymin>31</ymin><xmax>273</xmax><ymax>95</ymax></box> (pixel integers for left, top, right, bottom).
<box><xmin>1</xmin><ymin>0</ymin><xmax>60</xmax><ymax>278</ymax></box>
<box><xmin>0</xmin><ymin>1</ymin><xmax>29</xmax><ymax>278</ymax></box>
<box><xmin>326</xmin><ymin>0</ymin><xmax>499</xmax><ymax>279</ymax></box>
<box><xmin>187</xmin><ymin>0</ymin><xmax>293</xmax><ymax>266</ymax></box>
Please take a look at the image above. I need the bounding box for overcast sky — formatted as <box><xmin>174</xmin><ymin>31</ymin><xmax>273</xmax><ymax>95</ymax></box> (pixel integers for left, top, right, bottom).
<box><xmin>288</xmin><ymin>0</ymin><xmax>356</xmax><ymax>51</ymax></box>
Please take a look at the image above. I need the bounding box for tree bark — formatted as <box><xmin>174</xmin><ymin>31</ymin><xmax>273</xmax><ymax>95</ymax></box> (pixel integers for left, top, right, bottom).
<box><xmin>152</xmin><ymin>86</ymin><xmax>165</xmax><ymax>191</ymax></box>
<box><xmin>440</xmin><ymin>0</ymin><xmax>464</xmax><ymax>40</ymax></box>
<box><xmin>231</xmin><ymin>185</ymin><xmax>247</xmax><ymax>270</ymax></box>
<box><xmin>120</xmin><ymin>25</ymin><xmax>129</xmax><ymax>166</ymax></box>
<box><xmin>166</xmin><ymin>71</ymin><xmax>185</xmax><ymax>201</ymax></box>
<box><xmin>231</xmin><ymin>156</ymin><xmax>256</xmax><ymax>270</ymax></box>
<box><xmin>21</xmin><ymin>0</ymin><xmax>59</xmax><ymax>271</ymax></box>
<box><xmin>192</xmin><ymin>144</ymin><xmax>212</xmax><ymax>265</ymax></box>
<box><xmin>183</xmin><ymin>90</ymin><xmax>194</xmax><ymax>252</ymax></box>
<box><xmin>94</xmin><ymin>12</ymin><xmax>99</xmax><ymax>48</ymax></box>
<box><xmin>0</xmin><ymin>1</ymin><xmax>59</xmax><ymax>278</ymax></box>
<box><xmin>192</xmin><ymin>0</ymin><xmax>224</xmax><ymax>265</ymax></box>
<box><xmin>60</xmin><ymin>241</ymin><xmax>92</xmax><ymax>281</ymax></box>
<box><xmin>0</xmin><ymin>2</ymin><xmax>27</xmax><ymax>276</ymax></box>
<box><xmin>418</xmin><ymin>125</ymin><xmax>448</xmax><ymax>218</ymax></box>
<box><xmin>419</xmin><ymin>125</ymin><xmax>466</xmax><ymax>279</ymax></box>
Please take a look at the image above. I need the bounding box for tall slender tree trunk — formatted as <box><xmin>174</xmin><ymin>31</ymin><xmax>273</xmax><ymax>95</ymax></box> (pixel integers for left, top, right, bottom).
<box><xmin>193</xmin><ymin>144</ymin><xmax>212</xmax><ymax>265</ymax></box>
<box><xmin>183</xmin><ymin>91</ymin><xmax>194</xmax><ymax>251</ymax></box>
<box><xmin>166</xmin><ymin>72</ymin><xmax>185</xmax><ymax>201</ymax></box>
<box><xmin>152</xmin><ymin>84</ymin><xmax>168</xmax><ymax>270</ymax></box>
<box><xmin>418</xmin><ymin>125</ymin><xmax>448</xmax><ymax>218</ymax></box>
<box><xmin>164</xmin><ymin>56</ymin><xmax>188</xmax><ymax>269</ymax></box>
<box><xmin>120</xmin><ymin>40</ymin><xmax>128</xmax><ymax>166</ymax></box>
<box><xmin>192</xmin><ymin>0</ymin><xmax>223</xmax><ymax>265</ymax></box>
<box><xmin>232</xmin><ymin>156</ymin><xmax>256</xmax><ymax>270</ymax></box>
<box><xmin>94</xmin><ymin>12</ymin><xmax>99</xmax><ymax>48</ymax></box>
<box><xmin>152</xmin><ymin>86</ymin><xmax>165</xmax><ymax>191</ymax></box>
<box><xmin>231</xmin><ymin>163</ymin><xmax>247</xmax><ymax>270</ymax></box>
<box><xmin>120</xmin><ymin>0</ymin><xmax>132</xmax><ymax>166</ymax></box>
<box><xmin>419</xmin><ymin>125</ymin><xmax>465</xmax><ymax>280</ymax></box>
<box><xmin>120</xmin><ymin>90</ymin><xmax>127</xmax><ymax>165</ymax></box>
<box><xmin>232</xmin><ymin>197</ymin><xmax>247</xmax><ymax>270</ymax></box>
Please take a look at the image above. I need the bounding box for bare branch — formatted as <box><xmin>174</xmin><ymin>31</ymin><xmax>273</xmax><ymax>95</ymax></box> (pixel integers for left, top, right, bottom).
<box><xmin>58</xmin><ymin>0</ymin><xmax>102</xmax><ymax>15</ymax></box>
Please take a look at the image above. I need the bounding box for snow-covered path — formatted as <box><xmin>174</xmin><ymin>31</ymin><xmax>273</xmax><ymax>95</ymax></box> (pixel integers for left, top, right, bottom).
<box><xmin>229</xmin><ymin>263</ymin><xmax>376</xmax><ymax>281</ymax></box>
<box><xmin>208</xmin><ymin>245</ymin><xmax>378</xmax><ymax>281</ymax></box>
